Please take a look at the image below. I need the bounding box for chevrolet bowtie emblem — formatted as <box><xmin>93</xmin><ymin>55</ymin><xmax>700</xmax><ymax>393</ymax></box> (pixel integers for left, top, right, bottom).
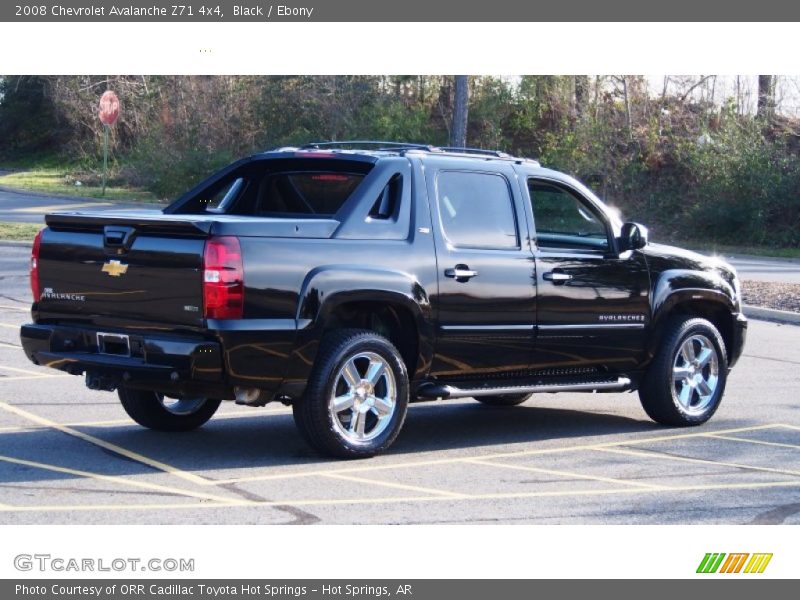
<box><xmin>101</xmin><ymin>260</ymin><xmax>129</xmax><ymax>277</ymax></box>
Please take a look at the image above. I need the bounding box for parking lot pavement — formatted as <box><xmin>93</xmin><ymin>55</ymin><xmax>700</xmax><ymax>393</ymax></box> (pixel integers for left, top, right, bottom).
<box><xmin>1</xmin><ymin>246</ymin><xmax>799</xmax><ymax>524</ymax></box>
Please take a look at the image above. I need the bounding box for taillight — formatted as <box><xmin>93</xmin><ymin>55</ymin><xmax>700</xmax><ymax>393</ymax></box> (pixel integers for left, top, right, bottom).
<box><xmin>203</xmin><ymin>236</ymin><xmax>244</xmax><ymax>319</ymax></box>
<box><xmin>30</xmin><ymin>228</ymin><xmax>44</xmax><ymax>302</ymax></box>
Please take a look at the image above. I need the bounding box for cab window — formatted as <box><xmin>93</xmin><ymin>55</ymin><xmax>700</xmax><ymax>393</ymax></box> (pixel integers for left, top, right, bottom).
<box><xmin>529</xmin><ymin>180</ymin><xmax>609</xmax><ymax>252</ymax></box>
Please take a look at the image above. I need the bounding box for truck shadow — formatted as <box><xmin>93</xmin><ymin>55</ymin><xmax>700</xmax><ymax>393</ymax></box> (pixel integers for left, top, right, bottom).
<box><xmin>0</xmin><ymin>401</ymin><xmax>665</xmax><ymax>485</ymax></box>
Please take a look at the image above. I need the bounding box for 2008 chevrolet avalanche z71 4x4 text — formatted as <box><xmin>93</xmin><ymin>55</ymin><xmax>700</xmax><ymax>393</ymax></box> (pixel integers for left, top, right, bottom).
<box><xmin>20</xmin><ymin>142</ymin><xmax>747</xmax><ymax>458</ymax></box>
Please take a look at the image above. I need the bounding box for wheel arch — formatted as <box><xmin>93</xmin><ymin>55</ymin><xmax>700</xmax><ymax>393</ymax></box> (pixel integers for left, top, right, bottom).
<box><xmin>280</xmin><ymin>266</ymin><xmax>435</xmax><ymax>397</ymax></box>
<box><xmin>649</xmin><ymin>289</ymin><xmax>736</xmax><ymax>364</ymax></box>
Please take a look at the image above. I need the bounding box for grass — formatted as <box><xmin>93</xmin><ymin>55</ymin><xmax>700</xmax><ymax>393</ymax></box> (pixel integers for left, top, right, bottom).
<box><xmin>0</xmin><ymin>221</ymin><xmax>41</xmax><ymax>241</ymax></box>
<box><xmin>0</xmin><ymin>168</ymin><xmax>158</xmax><ymax>202</ymax></box>
<box><xmin>0</xmin><ymin>153</ymin><xmax>159</xmax><ymax>203</ymax></box>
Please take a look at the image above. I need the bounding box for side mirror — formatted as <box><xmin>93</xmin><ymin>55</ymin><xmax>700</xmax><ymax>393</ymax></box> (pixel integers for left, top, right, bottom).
<box><xmin>619</xmin><ymin>222</ymin><xmax>648</xmax><ymax>252</ymax></box>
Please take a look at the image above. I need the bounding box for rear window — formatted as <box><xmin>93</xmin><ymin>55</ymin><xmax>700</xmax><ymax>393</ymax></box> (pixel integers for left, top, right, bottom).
<box><xmin>253</xmin><ymin>172</ymin><xmax>364</xmax><ymax>216</ymax></box>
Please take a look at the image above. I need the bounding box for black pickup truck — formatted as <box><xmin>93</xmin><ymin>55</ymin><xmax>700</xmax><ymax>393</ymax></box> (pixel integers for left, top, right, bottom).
<box><xmin>20</xmin><ymin>142</ymin><xmax>747</xmax><ymax>458</ymax></box>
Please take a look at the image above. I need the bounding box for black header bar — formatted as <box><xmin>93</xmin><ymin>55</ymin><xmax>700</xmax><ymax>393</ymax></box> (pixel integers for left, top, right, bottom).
<box><xmin>3</xmin><ymin>579</ymin><xmax>799</xmax><ymax>600</ymax></box>
<box><xmin>3</xmin><ymin>0</ymin><xmax>800</xmax><ymax>22</ymax></box>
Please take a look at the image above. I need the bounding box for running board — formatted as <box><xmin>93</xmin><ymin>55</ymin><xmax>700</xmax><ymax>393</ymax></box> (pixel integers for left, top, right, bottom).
<box><xmin>416</xmin><ymin>377</ymin><xmax>632</xmax><ymax>400</ymax></box>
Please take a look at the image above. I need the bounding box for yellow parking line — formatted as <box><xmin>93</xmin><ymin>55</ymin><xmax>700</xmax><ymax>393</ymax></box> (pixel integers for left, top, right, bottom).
<box><xmin>0</xmin><ymin>424</ymin><xmax>37</xmax><ymax>432</ymax></box>
<box><xmin>464</xmin><ymin>458</ymin><xmax>668</xmax><ymax>490</ymax></box>
<box><xmin>214</xmin><ymin>423</ymin><xmax>784</xmax><ymax>486</ymax></box>
<box><xmin>0</xmin><ymin>375</ymin><xmax>71</xmax><ymax>382</ymax></box>
<box><xmin>779</xmin><ymin>423</ymin><xmax>800</xmax><ymax>432</ymax></box>
<box><xmin>0</xmin><ymin>323</ymin><xmax>19</xmax><ymax>329</ymax></box>
<box><xmin>0</xmin><ymin>365</ymin><xmax>52</xmax><ymax>376</ymax></box>
<box><xmin>705</xmin><ymin>434</ymin><xmax>800</xmax><ymax>451</ymax></box>
<box><xmin>0</xmin><ymin>305</ymin><xmax>28</xmax><ymax>312</ymax></box>
<box><xmin>2</xmin><ymin>479</ymin><xmax>800</xmax><ymax>514</ymax></box>
<box><xmin>0</xmin><ymin>402</ymin><xmax>210</xmax><ymax>486</ymax></box>
<box><xmin>0</xmin><ymin>342</ymin><xmax>21</xmax><ymax>349</ymax></box>
<box><xmin>62</xmin><ymin>410</ymin><xmax>261</xmax><ymax>428</ymax></box>
<box><xmin>321</xmin><ymin>472</ymin><xmax>465</xmax><ymax>498</ymax></box>
<box><xmin>0</xmin><ymin>454</ymin><xmax>243</xmax><ymax>505</ymax></box>
<box><xmin>0</xmin><ymin>409</ymin><xmax>264</xmax><ymax>433</ymax></box>
<box><xmin>598</xmin><ymin>447</ymin><xmax>800</xmax><ymax>478</ymax></box>
<box><xmin>478</xmin><ymin>423</ymin><xmax>785</xmax><ymax>461</ymax></box>
<box><xmin>0</xmin><ymin>501</ymin><xmax>232</xmax><ymax>513</ymax></box>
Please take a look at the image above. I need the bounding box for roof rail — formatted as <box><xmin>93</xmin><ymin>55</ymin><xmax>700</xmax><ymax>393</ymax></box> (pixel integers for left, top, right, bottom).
<box><xmin>291</xmin><ymin>141</ymin><xmax>539</xmax><ymax>164</ymax></box>
<box><xmin>437</xmin><ymin>146</ymin><xmax>512</xmax><ymax>158</ymax></box>
<box><xmin>299</xmin><ymin>141</ymin><xmax>436</xmax><ymax>151</ymax></box>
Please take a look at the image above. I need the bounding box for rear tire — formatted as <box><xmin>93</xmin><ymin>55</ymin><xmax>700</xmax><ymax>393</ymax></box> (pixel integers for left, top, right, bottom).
<box><xmin>474</xmin><ymin>394</ymin><xmax>530</xmax><ymax>407</ymax></box>
<box><xmin>292</xmin><ymin>329</ymin><xmax>409</xmax><ymax>459</ymax></box>
<box><xmin>118</xmin><ymin>388</ymin><xmax>221</xmax><ymax>432</ymax></box>
<box><xmin>639</xmin><ymin>317</ymin><xmax>728</xmax><ymax>426</ymax></box>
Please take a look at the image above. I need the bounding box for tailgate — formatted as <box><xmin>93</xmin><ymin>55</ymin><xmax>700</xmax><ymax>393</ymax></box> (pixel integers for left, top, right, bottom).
<box><xmin>36</xmin><ymin>210</ymin><xmax>210</xmax><ymax>329</ymax></box>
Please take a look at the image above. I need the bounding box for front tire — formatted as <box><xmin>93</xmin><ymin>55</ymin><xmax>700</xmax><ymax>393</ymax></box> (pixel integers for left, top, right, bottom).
<box><xmin>639</xmin><ymin>317</ymin><xmax>728</xmax><ymax>426</ymax></box>
<box><xmin>292</xmin><ymin>329</ymin><xmax>409</xmax><ymax>458</ymax></box>
<box><xmin>118</xmin><ymin>388</ymin><xmax>221</xmax><ymax>432</ymax></box>
<box><xmin>474</xmin><ymin>394</ymin><xmax>530</xmax><ymax>407</ymax></box>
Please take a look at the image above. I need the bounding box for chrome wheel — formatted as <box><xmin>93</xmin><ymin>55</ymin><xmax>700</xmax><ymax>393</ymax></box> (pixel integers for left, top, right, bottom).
<box><xmin>671</xmin><ymin>334</ymin><xmax>719</xmax><ymax>414</ymax></box>
<box><xmin>329</xmin><ymin>351</ymin><xmax>397</xmax><ymax>443</ymax></box>
<box><xmin>159</xmin><ymin>394</ymin><xmax>208</xmax><ymax>416</ymax></box>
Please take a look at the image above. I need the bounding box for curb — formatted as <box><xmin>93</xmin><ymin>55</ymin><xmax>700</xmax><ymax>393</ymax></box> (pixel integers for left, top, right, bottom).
<box><xmin>0</xmin><ymin>239</ymin><xmax>33</xmax><ymax>248</ymax></box>
<box><xmin>743</xmin><ymin>305</ymin><xmax>800</xmax><ymax>325</ymax></box>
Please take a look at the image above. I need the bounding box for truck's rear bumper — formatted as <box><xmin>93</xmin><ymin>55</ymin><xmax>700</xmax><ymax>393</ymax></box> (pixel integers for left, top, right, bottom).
<box><xmin>20</xmin><ymin>323</ymin><xmax>224</xmax><ymax>390</ymax></box>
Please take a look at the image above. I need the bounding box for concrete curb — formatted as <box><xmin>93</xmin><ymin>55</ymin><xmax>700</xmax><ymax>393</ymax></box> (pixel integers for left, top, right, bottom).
<box><xmin>0</xmin><ymin>239</ymin><xmax>33</xmax><ymax>248</ymax></box>
<box><xmin>743</xmin><ymin>305</ymin><xmax>800</xmax><ymax>325</ymax></box>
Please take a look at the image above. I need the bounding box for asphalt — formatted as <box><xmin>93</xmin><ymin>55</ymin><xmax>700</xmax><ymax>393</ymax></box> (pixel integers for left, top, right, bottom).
<box><xmin>0</xmin><ymin>244</ymin><xmax>798</xmax><ymax>524</ymax></box>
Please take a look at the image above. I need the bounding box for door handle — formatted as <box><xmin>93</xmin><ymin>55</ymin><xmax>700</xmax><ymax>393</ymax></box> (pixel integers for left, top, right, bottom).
<box><xmin>445</xmin><ymin>265</ymin><xmax>478</xmax><ymax>280</ymax></box>
<box><xmin>543</xmin><ymin>271</ymin><xmax>573</xmax><ymax>283</ymax></box>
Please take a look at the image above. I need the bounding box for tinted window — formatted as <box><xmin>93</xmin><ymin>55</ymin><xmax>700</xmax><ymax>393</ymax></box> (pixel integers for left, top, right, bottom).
<box><xmin>369</xmin><ymin>174</ymin><xmax>402</xmax><ymax>220</ymax></box>
<box><xmin>437</xmin><ymin>171</ymin><xmax>518</xmax><ymax>249</ymax></box>
<box><xmin>529</xmin><ymin>181</ymin><xmax>608</xmax><ymax>250</ymax></box>
<box><xmin>178</xmin><ymin>176</ymin><xmax>247</xmax><ymax>213</ymax></box>
<box><xmin>254</xmin><ymin>172</ymin><xmax>364</xmax><ymax>216</ymax></box>
<box><xmin>202</xmin><ymin>177</ymin><xmax>245</xmax><ymax>212</ymax></box>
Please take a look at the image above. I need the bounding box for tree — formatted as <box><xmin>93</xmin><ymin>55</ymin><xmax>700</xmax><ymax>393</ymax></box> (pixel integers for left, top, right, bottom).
<box><xmin>574</xmin><ymin>75</ymin><xmax>590</xmax><ymax>119</ymax></box>
<box><xmin>451</xmin><ymin>75</ymin><xmax>469</xmax><ymax>147</ymax></box>
<box><xmin>757</xmin><ymin>75</ymin><xmax>774</xmax><ymax>119</ymax></box>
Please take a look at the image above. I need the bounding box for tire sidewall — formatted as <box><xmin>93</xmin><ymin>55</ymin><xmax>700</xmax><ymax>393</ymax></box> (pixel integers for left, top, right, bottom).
<box><xmin>317</xmin><ymin>334</ymin><xmax>409</xmax><ymax>456</ymax></box>
<box><xmin>663</xmin><ymin>320</ymin><xmax>728</xmax><ymax>424</ymax></box>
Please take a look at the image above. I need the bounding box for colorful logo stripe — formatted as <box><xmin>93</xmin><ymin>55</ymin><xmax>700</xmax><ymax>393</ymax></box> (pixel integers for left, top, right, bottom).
<box><xmin>697</xmin><ymin>553</ymin><xmax>772</xmax><ymax>574</ymax></box>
